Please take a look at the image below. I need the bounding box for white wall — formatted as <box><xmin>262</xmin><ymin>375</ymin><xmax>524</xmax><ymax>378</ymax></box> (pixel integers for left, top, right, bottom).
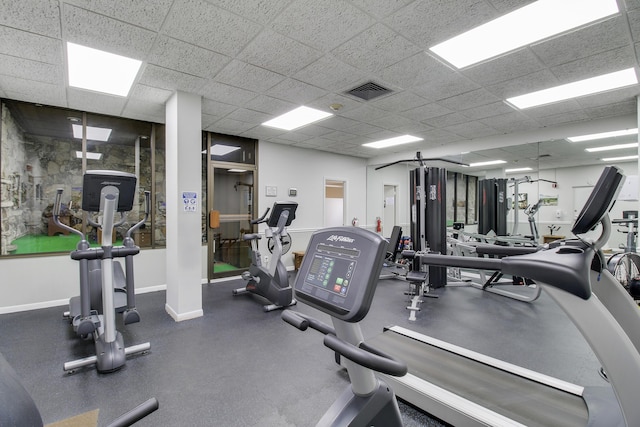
<box><xmin>366</xmin><ymin>163</ymin><xmax>411</xmax><ymax>237</ymax></box>
<box><xmin>256</xmin><ymin>142</ymin><xmax>368</xmax><ymax>265</ymax></box>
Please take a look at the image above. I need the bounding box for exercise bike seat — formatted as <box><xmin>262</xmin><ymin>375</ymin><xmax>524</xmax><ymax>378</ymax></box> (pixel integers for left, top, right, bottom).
<box><xmin>243</xmin><ymin>233</ymin><xmax>261</xmax><ymax>241</ymax></box>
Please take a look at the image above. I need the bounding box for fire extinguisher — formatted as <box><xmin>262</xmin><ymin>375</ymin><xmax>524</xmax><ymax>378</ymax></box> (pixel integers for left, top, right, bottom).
<box><xmin>376</xmin><ymin>217</ymin><xmax>382</xmax><ymax>233</ymax></box>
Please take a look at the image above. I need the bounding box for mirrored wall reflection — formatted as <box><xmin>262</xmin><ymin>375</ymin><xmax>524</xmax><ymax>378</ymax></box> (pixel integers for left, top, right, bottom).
<box><xmin>0</xmin><ymin>99</ymin><xmax>165</xmax><ymax>256</ymax></box>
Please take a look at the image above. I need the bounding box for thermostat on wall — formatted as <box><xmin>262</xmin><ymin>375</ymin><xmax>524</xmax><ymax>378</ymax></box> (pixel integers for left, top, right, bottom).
<box><xmin>266</xmin><ymin>186</ymin><xmax>277</xmax><ymax>197</ymax></box>
<box><xmin>288</xmin><ymin>188</ymin><xmax>298</xmax><ymax>197</ymax></box>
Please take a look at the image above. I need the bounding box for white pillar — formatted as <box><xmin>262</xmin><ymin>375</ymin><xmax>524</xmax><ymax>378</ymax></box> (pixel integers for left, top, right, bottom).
<box><xmin>165</xmin><ymin>91</ymin><xmax>203</xmax><ymax>321</ymax></box>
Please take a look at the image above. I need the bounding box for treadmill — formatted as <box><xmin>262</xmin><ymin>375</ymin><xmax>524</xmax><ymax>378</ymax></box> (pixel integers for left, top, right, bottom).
<box><xmin>367</xmin><ymin>166</ymin><xmax>640</xmax><ymax>427</ymax></box>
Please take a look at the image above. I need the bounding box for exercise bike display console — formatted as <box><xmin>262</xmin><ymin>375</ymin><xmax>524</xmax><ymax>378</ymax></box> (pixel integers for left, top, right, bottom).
<box><xmin>282</xmin><ymin>227</ymin><xmax>407</xmax><ymax>426</ymax></box>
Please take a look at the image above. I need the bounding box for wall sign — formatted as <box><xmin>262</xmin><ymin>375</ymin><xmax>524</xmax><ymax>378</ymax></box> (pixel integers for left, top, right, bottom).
<box><xmin>182</xmin><ymin>191</ymin><xmax>198</xmax><ymax>212</ymax></box>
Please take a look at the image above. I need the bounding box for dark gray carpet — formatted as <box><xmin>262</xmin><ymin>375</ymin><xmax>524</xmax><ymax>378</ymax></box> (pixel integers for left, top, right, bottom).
<box><xmin>0</xmin><ymin>275</ymin><xmax>606</xmax><ymax>426</ymax></box>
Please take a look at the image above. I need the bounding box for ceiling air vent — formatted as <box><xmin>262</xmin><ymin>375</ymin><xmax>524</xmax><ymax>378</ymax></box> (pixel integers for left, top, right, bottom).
<box><xmin>345</xmin><ymin>81</ymin><xmax>392</xmax><ymax>101</ymax></box>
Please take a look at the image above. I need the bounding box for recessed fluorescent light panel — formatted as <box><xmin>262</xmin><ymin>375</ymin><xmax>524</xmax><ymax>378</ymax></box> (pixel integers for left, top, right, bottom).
<box><xmin>262</xmin><ymin>106</ymin><xmax>333</xmax><ymax>131</ymax></box>
<box><xmin>586</xmin><ymin>143</ymin><xmax>638</xmax><ymax>153</ymax></box>
<box><xmin>67</xmin><ymin>42</ymin><xmax>142</xmax><ymax>97</ymax></box>
<box><xmin>71</xmin><ymin>124</ymin><xmax>112</xmax><ymax>141</ymax></box>
<box><xmin>567</xmin><ymin>128</ymin><xmax>638</xmax><ymax>142</ymax></box>
<box><xmin>362</xmin><ymin>135</ymin><xmax>423</xmax><ymax>149</ymax></box>
<box><xmin>602</xmin><ymin>155</ymin><xmax>639</xmax><ymax>162</ymax></box>
<box><xmin>210</xmin><ymin>144</ymin><xmax>241</xmax><ymax>156</ymax></box>
<box><xmin>505</xmin><ymin>167</ymin><xmax>533</xmax><ymax>173</ymax></box>
<box><xmin>75</xmin><ymin>151</ymin><xmax>102</xmax><ymax>160</ymax></box>
<box><xmin>429</xmin><ymin>0</ymin><xmax>619</xmax><ymax>69</ymax></box>
<box><xmin>507</xmin><ymin>68</ymin><xmax>638</xmax><ymax>109</ymax></box>
<box><xmin>469</xmin><ymin>160</ymin><xmax>507</xmax><ymax>167</ymax></box>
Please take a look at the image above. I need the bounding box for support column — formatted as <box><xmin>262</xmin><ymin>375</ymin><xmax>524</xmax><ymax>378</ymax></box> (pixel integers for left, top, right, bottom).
<box><xmin>165</xmin><ymin>91</ymin><xmax>203</xmax><ymax>321</ymax></box>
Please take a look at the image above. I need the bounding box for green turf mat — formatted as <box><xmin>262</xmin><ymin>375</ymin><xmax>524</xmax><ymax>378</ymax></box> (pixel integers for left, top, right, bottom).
<box><xmin>10</xmin><ymin>235</ymin><xmax>123</xmax><ymax>255</ymax></box>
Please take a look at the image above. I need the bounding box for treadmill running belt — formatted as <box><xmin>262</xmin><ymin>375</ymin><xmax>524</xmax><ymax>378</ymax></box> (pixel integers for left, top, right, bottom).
<box><xmin>368</xmin><ymin>330</ymin><xmax>589</xmax><ymax>427</ymax></box>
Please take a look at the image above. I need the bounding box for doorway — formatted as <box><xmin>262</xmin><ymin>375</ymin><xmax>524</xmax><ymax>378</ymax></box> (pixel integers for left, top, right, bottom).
<box><xmin>383</xmin><ymin>184</ymin><xmax>397</xmax><ymax>237</ymax></box>
<box><xmin>324</xmin><ymin>179</ymin><xmax>345</xmax><ymax>227</ymax></box>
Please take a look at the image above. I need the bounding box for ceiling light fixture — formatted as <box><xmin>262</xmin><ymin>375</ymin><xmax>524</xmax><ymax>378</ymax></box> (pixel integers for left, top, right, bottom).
<box><xmin>362</xmin><ymin>135</ymin><xmax>423</xmax><ymax>149</ymax></box>
<box><xmin>506</xmin><ymin>68</ymin><xmax>638</xmax><ymax>109</ymax></box>
<box><xmin>586</xmin><ymin>143</ymin><xmax>638</xmax><ymax>153</ymax></box>
<box><xmin>210</xmin><ymin>144</ymin><xmax>241</xmax><ymax>156</ymax></box>
<box><xmin>602</xmin><ymin>155</ymin><xmax>639</xmax><ymax>162</ymax></box>
<box><xmin>67</xmin><ymin>42</ymin><xmax>142</xmax><ymax>97</ymax></box>
<box><xmin>469</xmin><ymin>160</ymin><xmax>507</xmax><ymax>167</ymax></box>
<box><xmin>228</xmin><ymin>169</ymin><xmax>247</xmax><ymax>173</ymax></box>
<box><xmin>505</xmin><ymin>167</ymin><xmax>533</xmax><ymax>173</ymax></box>
<box><xmin>429</xmin><ymin>0</ymin><xmax>619</xmax><ymax>69</ymax></box>
<box><xmin>75</xmin><ymin>151</ymin><xmax>103</xmax><ymax>160</ymax></box>
<box><xmin>71</xmin><ymin>124</ymin><xmax>112</xmax><ymax>141</ymax></box>
<box><xmin>567</xmin><ymin>128</ymin><xmax>638</xmax><ymax>142</ymax></box>
<box><xmin>262</xmin><ymin>106</ymin><xmax>333</xmax><ymax>131</ymax></box>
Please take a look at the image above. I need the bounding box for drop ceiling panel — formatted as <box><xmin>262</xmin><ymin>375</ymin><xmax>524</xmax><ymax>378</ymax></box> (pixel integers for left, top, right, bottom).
<box><xmin>0</xmin><ymin>26</ymin><xmax>62</xmax><ymax>64</ymax></box>
<box><xmin>549</xmin><ymin>46</ymin><xmax>637</xmax><ymax>83</ymax></box>
<box><xmin>161</xmin><ymin>0</ymin><xmax>262</xmax><ymax>56</ymax></box>
<box><xmin>215</xmin><ymin>60</ymin><xmax>285</xmax><ymax>93</ymax></box>
<box><xmin>62</xmin><ymin>4</ymin><xmax>156</xmax><ymax>59</ymax></box>
<box><xmin>2</xmin><ymin>77</ymin><xmax>67</xmax><ymax>108</ymax></box>
<box><xmin>369</xmin><ymin>91</ymin><xmax>429</xmax><ymax>113</ymax></box>
<box><xmin>293</xmin><ymin>55</ymin><xmax>366</xmax><ymax>91</ymax></box>
<box><xmin>139</xmin><ymin>65</ymin><xmax>208</xmax><ymax>94</ymax></box>
<box><xmin>67</xmin><ymin>89</ymin><xmax>127</xmax><ymax>116</ymax></box>
<box><xmin>201</xmin><ymin>82</ymin><xmax>257</xmax><ymax>106</ymax></box>
<box><xmin>0</xmin><ymin>54</ymin><xmax>61</xmax><ymax>84</ymax></box>
<box><xmin>149</xmin><ymin>36</ymin><xmax>230</xmax><ymax>79</ymax></box>
<box><xmin>0</xmin><ymin>0</ymin><xmax>61</xmax><ymax>38</ymax></box>
<box><xmin>265</xmin><ymin>78</ymin><xmax>327</xmax><ymax>104</ymax></box>
<box><xmin>270</xmin><ymin>0</ymin><xmax>376</xmax><ymax>51</ymax></box>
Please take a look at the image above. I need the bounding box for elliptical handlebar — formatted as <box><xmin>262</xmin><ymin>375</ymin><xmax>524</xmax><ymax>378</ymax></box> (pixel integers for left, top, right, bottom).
<box><xmin>127</xmin><ymin>191</ymin><xmax>151</xmax><ymax>239</ymax></box>
<box><xmin>251</xmin><ymin>207</ymin><xmax>270</xmax><ymax>225</ymax></box>
<box><xmin>52</xmin><ymin>189</ymin><xmax>84</xmax><ymax>239</ymax></box>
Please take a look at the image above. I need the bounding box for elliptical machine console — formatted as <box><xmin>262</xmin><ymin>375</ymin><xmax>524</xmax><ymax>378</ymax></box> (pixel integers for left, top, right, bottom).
<box><xmin>282</xmin><ymin>227</ymin><xmax>407</xmax><ymax>426</ymax></box>
<box><xmin>234</xmin><ymin>201</ymin><xmax>297</xmax><ymax>312</ymax></box>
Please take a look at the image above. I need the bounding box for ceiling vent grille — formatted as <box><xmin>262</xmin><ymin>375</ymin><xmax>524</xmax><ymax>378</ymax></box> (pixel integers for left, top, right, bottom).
<box><xmin>345</xmin><ymin>81</ymin><xmax>392</xmax><ymax>101</ymax></box>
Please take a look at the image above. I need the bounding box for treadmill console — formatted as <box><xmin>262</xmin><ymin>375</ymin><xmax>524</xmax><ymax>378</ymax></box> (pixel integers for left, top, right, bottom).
<box><xmin>82</xmin><ymin>170</ymin><xmax>137</xmax><ymax>213</ymax></box>
<box><xmin>572</xmin><ymin>166</ymin><xmax>624</xmax><ymax>235</ymax></box>
<box><xmin>294</xmin><ymin>227</ymin><xmax>387</xmax><ymax>322</ymax></box>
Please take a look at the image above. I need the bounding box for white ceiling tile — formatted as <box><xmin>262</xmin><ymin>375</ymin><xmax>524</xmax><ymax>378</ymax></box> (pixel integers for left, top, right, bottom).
<box><xmin>3</xmin><ymin>78</ymin><xmax>67</xmax><ymax>108</ymax></box>
<box><xmin>534</xmin><ymin>110</ymin><xmax>591</xmax><ymax>128</ymax></box>
<box><xmin>318</xmin><ymin>130</ymin><xmax>358</xmax><ymax>142</ymax></box>
<box><xmin>62</xmin><ymin>4</ymin><xmax>157</xmax><ymax>59</ymax></box>
<box><xmin>348</xmin><ymin>0</ymin><xmax>414</xmax><ymax>19</ymax></box>
<box><xmin>237</xmin><ymin>30</ymin><xmax>322</xmax><ymax>76</ymax></box>
<box><xmin>412</xmin><ymin>71</ymin><xmax>479</xmax><ymax>102</ymax></box>
<box><xmin>424</xmin><ymin>112</ymin><xmax>474</xmax><ymax>128</ymax></box>
<box><xmin>462</xmin><ymin>48</ymin><xmax>545</xmax><ymax>86</ymax></box>
<box><xmin>438</xmin><ymin>88</ymin><xmax>501</xmax><ymax>111</ymax></box>
<box><xmin>521</xmin><ymin>99</ymin><xmax>585</xmax><ymax>119</ymax></box>
<box><xmin>444</xmin><ymin>121</ymin><xmax>500</xmax><ymax>139</ymax></box>
<box><xmin>370</xmin><ymin>91</ymin><xmax>429</xmax><ymax>113</ymax></box>
<box><xmin>583</xmin><ymin>100</ymin><xmax>637</xmax><ymax>120</ymax></box>
<box><xmin>531</xmin><ymin>16</ymin><xmax>629</xmax><ymax>67</ymax></box>
<box><xmin>206</xmin><ymin>117</ymin><xmax>255</xmax><ymax>133</ymax></box>
<box><xmin>629</xmin><ymin>9</ymin><xmax>640</xmax><ymax>41</ymax></box>
<box><xmin>267</xmin><ymin>131</ymin><xmax>313</xmax><ymax>143</ymax></box>
<box><xmin>0</xmin><ymin>26</ymin><xmax>62</xmax><ymax>64</ymax></box>
<box><xmin>265</xmin><ymin>78</ymin><xmax>327</xmax><ymax>104</ymax></box>
<box><xmin>389</xmin><ymin>122</ymin><xmax>435</xmax><ymax>136</ymax></box>
<box><xmin>67</xmin><ymin>88</ymin><xmax>127</xmax><ymax>116</ymax></box>
<box><xmin>384</xmin><ymin>0</ymin><xmax>496</xmax><ymax>48</ymax></box>
<box><xmin>225</xmin><ymin>108</ymin><xmax>272</xmax><ymax>124</ymax></box>
<box><xmin>243</xmin><ymin>95</ymin><xmax>297</xmax><ymax>115</ymax></box>
<box><xmin>270</xmin><ymin>0</ymin><xmax>376</xmax><ymax>51</ymax></box>
<box><xmin>0</xmin><ymin>54</ymin><xmax>61</xmax><ymax>84</ymax></box>
<box><xmin>129</xmin><ymin>84</ymin><xmax>173</xmax><ymax>105</ymax></box>
<box><xmin>162</xmin><ymin>0</ymin><xmax>262</xmax><ymax>56</ymax></box>
<box><xmin>339</xmin><ymin>105</ymin><xmax>389</xmax><ymax>122</ymax></box>
<box><xmin>208</xmin><ymin>0</ymin><xmax>291</xmax><ymax>25</ymax></box>
<box><xmin>460</xmin><ymin>101</ymin><xmax>515</xmax><ymax>120</ymax></box>
<box><xmin>479</xmin><ymin>112</ymin><xmax>540</xmax><ymax>133</ymax></box>
<box><xmin>215</xmin><ymin>60</ymin><xmax>285</xmax><ymax>93</ymax></box>
<box><xmin>201</xmin><ymin>82</ymin><xmax>258</xmax><ymax>106</ymax></box>
<box><xmin>149</xmin><ymin>36</ymin><xmax>230</xmax><ymax>79</ymax></box>
<box><xmin>139</xmin><ymin>65</ymin><xmax>208</xmax><ymax>93</ymax></box>
<box><xmin>112</xmin><ymin>0</ymin><xmax>174</xmax><ymax>31</ymax></box>
<box><xmin>403</xmin><ymin>103</ymin><xmax>453</xmax><ymax>122</ymax></box>
<box><xmin>201</xmin><ymin>99</ymin><xmax>237</xmax><ymax>117</ymax></box>
<box><xmin>294</xmin><ymin>125</ymin><xmax>335</xmax><ymax>137</ymax></box>
<box><xmin>240</xmin><ymin>126</ymin><xmax>285</xmax><ymax>140</ymax></box>
<box><xmin>343</xmin><ymin>122</ymin><xmax>385</xmax><ymax>136</ymax></box>
<box><xmin>378</xmin><ymin>52</ymin><xmax>443</xmax><ymax>90</ymax></box>
<box><xmin>306</xmin><ymin>93</ymin><xmax>364</xmax><ymax>114</ymax></box>
<box><xmin>0</xmin><ymin>0</ymin><xmax>61</xmax><ymax>38</ymax></box>
<box><xmin>486</xmin><ymin>69</ymin><xmax>558</xmax><ymax>98</ymax></box>
<box><xmin>331</xmin><ymin>24</ymin><xmax>421</xmax><ymax>72</ymax></box>
<box><xmin>122</xmin><ymin>99</ymin><xmax>165</xmax><ymax>123</ymax></box>
<box><xmin>293</xmin><ymin>55</ymin><xmax>367</xmax><ymax>91</ymax></box>
<box><xmin>550</xmin><ymin>46</ymin><xmax>637</xmax><ymax>83</ymax></box>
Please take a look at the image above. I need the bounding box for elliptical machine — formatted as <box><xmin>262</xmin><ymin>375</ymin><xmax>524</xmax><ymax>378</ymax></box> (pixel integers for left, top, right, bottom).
<box><xmin>53</xmin><ymin>170</ymin><xmax>150</xmax><ymax>373</ymax></box>
<box><xmin>54</xmin><ymin>177</ymin><xmax>151</xmax><ymax>338</ymax></box>
<box><xmin>233</xmin><ymin>201</ymin><xmax>297</xmax><ymax>312</ymax></box>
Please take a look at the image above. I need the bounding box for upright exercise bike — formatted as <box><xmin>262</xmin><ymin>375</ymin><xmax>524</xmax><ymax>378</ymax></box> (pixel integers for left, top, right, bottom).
<box><xmin>54</xmin><ymin>170</ymin><xmax>150</xmax><ymax>373</ymax></box>
<box><xmin>233</xmin><ymin>201</ymin><xmax>297</xmax><ymax>312</ymax></box>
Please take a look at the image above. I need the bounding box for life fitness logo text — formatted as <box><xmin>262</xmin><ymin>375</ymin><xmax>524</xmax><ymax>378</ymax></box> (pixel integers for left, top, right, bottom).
<box><xmin>326</xmin><ymin>235</ymin><xmax>355</xmax><ymax>243</ymax></box>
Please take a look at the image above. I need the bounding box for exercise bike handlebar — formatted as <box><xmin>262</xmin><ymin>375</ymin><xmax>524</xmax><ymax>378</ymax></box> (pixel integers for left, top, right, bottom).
<box><xmin>52</xmin><ymin>189</ymin><xmax>84</xmax><ymax>239</ymax></box>
<box><xmin>251</xmin><ymin>207</ymin><xmax>271</xmax><ymax>225</ymax></box>
<box><xmin>282</xmin><ymin>310</ymin><xmax>408</xmax><ymax>378</ymax></box>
